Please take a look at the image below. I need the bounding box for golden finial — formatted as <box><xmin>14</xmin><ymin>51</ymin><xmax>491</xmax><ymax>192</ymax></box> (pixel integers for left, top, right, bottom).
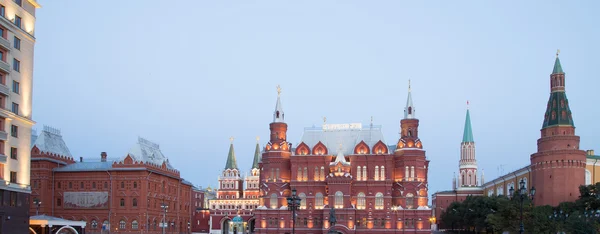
<box><xmin>256</xmin><ymin>136</ymin><xmax>260</xmax><ymax>143</ymax></box>
<box><xmin>276</xmin><ymin>85</ymin><xmax>282</xmax><ymax>96</ymax></box>
<box><xmin>230</xmin><ymin>136</ymin><xmax>234</xmax><ymax>143</ymax></box>
<box><xmin>556</xmin><ymin>49</ymin><xmax>560</xmax><ymax>58</ymax></box>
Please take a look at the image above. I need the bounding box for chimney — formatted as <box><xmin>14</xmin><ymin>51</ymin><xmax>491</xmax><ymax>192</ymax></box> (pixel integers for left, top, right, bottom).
<box><xmin>101</xmin><ymin>152</ymin><xmax>107</xmax><ymax>162</ymax></box>
<box><xmin>80</xmin><ymin>157</ymin><xmax>83</xmax><ymax>162</ymax></box>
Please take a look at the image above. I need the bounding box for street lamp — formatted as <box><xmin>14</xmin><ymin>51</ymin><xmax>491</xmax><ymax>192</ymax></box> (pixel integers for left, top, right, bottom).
<box><xmin>286</xmin><ymin>188</ymin><xmax>301</xmax><ymax>234</ymax></box>
<box><xmin>161</xmin><ymin>203</ymin><xmax>169</xmax><ymax>234</ymax></box>
<box><xmin>33</xmin><ymin>198</ymin><xmax>41</xmax><ymax>216</ymax></box>
<box><xmin>509</xmin><ymin>179</ymin><xmax>536</xmax><ymax>234</ymax></box>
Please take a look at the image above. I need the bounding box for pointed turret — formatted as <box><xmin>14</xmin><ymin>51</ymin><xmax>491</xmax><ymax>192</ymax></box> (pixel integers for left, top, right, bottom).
<box><xmin>273</xmin><ymin>85</ymin><xmax>285</xmax><ymax>123</ymax></box>
<box><xmin>542</xmin><ymin>50</ymin><xmax>574</xmax><ymax>128</ymax></box>
<box><xmin>462</xmin><ymin>104</ymin><xmax>474</xmax><ymax>143</ymax></box>
<box><xmin>251</xmin><ymin>137</ymin><xmax>261</xmax><ymax>169</ymax></box>
<box><xmin>553</xmin><ymin>54</ymin><xmax>563</xmax><ymax>74</ymax></box>
<box><xmin>224</xmin><ymin>137</ymin><xmax>238</xmax><ymax>170</ymax></box>
<box><xmin>404</xmin><ymin>80</ymin><xmax>416</xmax><ymax>119</ymax></box>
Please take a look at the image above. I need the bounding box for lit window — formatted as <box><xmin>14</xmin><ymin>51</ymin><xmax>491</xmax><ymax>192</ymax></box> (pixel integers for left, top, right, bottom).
<box><xmin>356</xmin><ymin>166</ymin><xmax>361</xmax><ymax>181</ymax></box>
<box><xmin>375</xmin><ymin>192</ymin><xmax>383</xmax><ymax>209</ymax></box>
<box><xmin>357</xmin><ymin>192</ymin><xmax>366</xmax><ymax>210</ymax></box>
<box><xmin>119</xmin><ymin>220</ymin><xmax>126</xmax><ymax>229</ymax></box>
<box><xmin>374</xmin><ymin>166</ymin><xmax>379</xmax><ymax>181</ymax></box>
<box><xmin>380</xmin><ymin>166</ymin><xmax>385</xmax><ymax>180</ymax></box>
<box><xmin>132</xmin><ymin>220</ymin><xmax>139</xmax><ymax>230</ymax></box>
<box><xmin>405</xmin><ymin>193</ymin><xmax>414</xmax><ymax>209</ymax></box>
<box><xmin>334</xmin><ymin>191</ymin><xmax>343</xmax><ymax>208</ymax></box>
<box><xmin>299</xmin><ymin>193</ymin><xmax>306</xmax><ymax>209</ymax></box>
<box><xmin>315</xmin><ymin>193</ymin><xmax>324</xmax><ymax>209</ymax></box>
<box><xmin>270</xmin><ymin>193</ymin><xmax>277</xmax><ymax>209</ymax></box>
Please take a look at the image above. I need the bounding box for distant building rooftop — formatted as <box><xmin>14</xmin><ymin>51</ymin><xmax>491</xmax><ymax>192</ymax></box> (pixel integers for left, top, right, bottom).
<box><xmin>299</xmin><ymin>123</ymin><xmax>388</xmax><ymax>155</ymax></box>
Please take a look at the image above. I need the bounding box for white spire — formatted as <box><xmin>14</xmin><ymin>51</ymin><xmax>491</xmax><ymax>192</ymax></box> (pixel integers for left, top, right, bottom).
<box><xmin>404</xmin><ymin>79</ymin><xmax>415</xmax><ymax>119</ymax></box>
<box><xmin>273</xmin><ymin>85</ymin><xmax>284</xmax><ymax>123</ymax></box>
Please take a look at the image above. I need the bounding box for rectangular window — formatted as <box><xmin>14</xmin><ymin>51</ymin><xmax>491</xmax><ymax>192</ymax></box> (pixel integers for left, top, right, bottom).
<box><xmin>10</xmin><ymin>147</ymin><xmax>16</xmax><ymax>159</ymax></box>
<box><xmin>9</xmin><ymin>171</ymin><xmax>16</xmax><ymax>183</ymax></box>
<box><xmin>12</xmin><ymin>81</ymin><xmax>19</xmax><ymax>94</ymax></box>
<box><xmin>57</xmin><ymin>182</ymin><xmax>61</xmax><ymax>189</ymax></box>
<box><xmin>57</xmin><ymin>198</ymin><xmax>62</xmax><ymax>206</ymax></box>
<box><xmin>0</xmin><ymin>50</ymin><xmax>4</xmax><ymax>62</ymax></box>
<box><xmin>10</xmin><ymin>124</ymin><xmax>17</xmax><ymax>137</ymax></box>
<box><xmin>0</xmin><ymin>96</ymin><xmax>4</xmax><ymax>110</ymax></box>
<box><xmin>12</xmin><ymin>58</ymin><xmax>19</xmax><ymax>72</ymax></box>
<box><xmin>14</xmin><ymin>0</ymin><xmax>22</xmax><ymax>7</ymax></box>
<box><xmin>0</xmin><ymin>73</ymin><xmax>6</xmax><ymax>85</ymax></box>
<box><xmin>11</xmin><ymin>102</ymin><xmax>17</xmax><ymax>114</ymax></box>
<box><xmin>0</xmin><ymin>5</ymin><xmax>5</xmax><ymax>17</ymax></box>
<box><xmin>14</xmin><ymin>16</ymin><xmax>21</xmax><ymax>28</ymax></box>
<box><xmin>13</xmin><ymin>37</ymin><xmax>20</xmax><ymax>50</ymax></box>
<box><xmin>9</xmin><ymin>191</ymin><xmax>16</xmax><ymax>206</ymax></box>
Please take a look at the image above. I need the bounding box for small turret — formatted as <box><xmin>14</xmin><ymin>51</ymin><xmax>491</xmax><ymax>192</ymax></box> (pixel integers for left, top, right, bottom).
<box><xmin>224</xmin><ymin>137</ymin><xmax>238</xmax><ymax>170</ymax></box>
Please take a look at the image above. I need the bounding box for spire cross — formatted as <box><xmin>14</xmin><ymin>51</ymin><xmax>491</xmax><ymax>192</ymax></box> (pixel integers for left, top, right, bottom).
<box><xmin>276</xmin><ymin>85</ymin><xmax>282</xmax><ymax>97</ymax></box>
<box><xmin>256</xmin><ymin>136</ymin><xmax>260</xmax><ymax>143</ymax></box>
<box><xmin>556</xmin><ymin>49</ymin><xmax>560</xmax><ymax>58</ymax></box>
<box><xmin>230</xmin><ymin>136</ymin><xmax>234</xmax><ymax>143</ymax></box>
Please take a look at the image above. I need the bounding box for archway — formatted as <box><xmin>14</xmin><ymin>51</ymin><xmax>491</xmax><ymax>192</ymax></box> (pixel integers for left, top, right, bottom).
<box><xmin>29</xmin><ymin>227</ymin><xmax>38</xmax><ymax>234</ymax></box>
<box><xmin>56</xmin><ymin>225</ymin><xmax>79</xmax><ymax>234</ymax></box>
<box><xmin>221</xmin><ymin>219</ymin><xmax>230</xmax><ymax>234</ymax></box>
<box><xmin>248</xmin><ymin>218</ymin><xmax>256</xmax><ymax>233</ymax></box>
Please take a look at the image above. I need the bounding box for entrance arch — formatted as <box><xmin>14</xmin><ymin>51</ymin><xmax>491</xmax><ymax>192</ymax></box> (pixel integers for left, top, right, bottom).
<box><xmin>221</xmin><ymin>218</ymin><xmax>231</xmax><ymax>234</ymax></box>
<box><xmin>56</xmin><ymin>225</ymin><xmax>79</xmax><ymax>234</ymax></box>
<box><xmin>248</xmin><ymin>218</ymin><xmax>256</xmax><ymax>233</ymax></box>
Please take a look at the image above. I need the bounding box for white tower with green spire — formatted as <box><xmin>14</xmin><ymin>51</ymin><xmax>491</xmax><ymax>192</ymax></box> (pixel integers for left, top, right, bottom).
<box><xmin>458</xmin><ymin>102</ymin><xmax>478</xmax><ymax>188</ymax></box>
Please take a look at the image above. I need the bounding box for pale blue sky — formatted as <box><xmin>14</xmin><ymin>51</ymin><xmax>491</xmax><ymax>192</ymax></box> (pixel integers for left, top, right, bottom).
<box><xmin>33</xmin><ymin>1</ymin><xmax>599</xmax><ymax>197</ymax></box>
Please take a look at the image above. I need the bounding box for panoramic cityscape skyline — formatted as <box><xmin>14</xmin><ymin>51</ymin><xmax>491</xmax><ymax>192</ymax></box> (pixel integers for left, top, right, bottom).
<box><xmin>32</xmin><ymin>0</ymin><xmax>599</xmax><ymax>198</ymax></box>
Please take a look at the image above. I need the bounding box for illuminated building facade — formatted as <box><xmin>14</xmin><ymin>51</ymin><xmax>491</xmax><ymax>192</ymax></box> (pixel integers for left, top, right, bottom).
<box><xmin>0</xmin><ymin>0</ymin><xmax>40</xmax><ymax>232</ymax></box>
<box><xmin>29</xmin><ymin>128</ymin><xmax>194</xmax><ymax>234</ymax></box>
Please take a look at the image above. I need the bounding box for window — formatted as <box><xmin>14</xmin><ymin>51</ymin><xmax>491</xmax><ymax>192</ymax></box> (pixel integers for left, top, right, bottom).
<box><xmin>92</xmin><ymin>182</ymin><xmax>96</xmax><ymax>189</ymax></box>
<box><xmin>120</xmin><ymin>198</ymin><xmax>125</xmax><ymax>207</ymax></box>
<box><xmin>9</xmin><ymin>171</ymin><xmax>16</xmax><ymax>183</ymax></box>
<box><xmin>357</xmin><ymin>192</ymin><xmax>366</xmax><ymax>210</ymax></box>
<box><xmin>12</xmin><ymin>81</ymin><xmax>18</xmax><ymax>94</ymax></box>
<box><xmin>334</xmin><ymin>191</ymin><xmax>343</xmax><ymax>208</ymax></box>
<box><xmin>410</xmin><ymin>166</ymin><xmax>415</xmax><ymax>178</ymax></box>
<box><xmin>299</xmin><ymin>193</ymin><xmax>306</xmax><ymax>209</ymax></box>
<box><xmin>586</xmin><ymin>169</ymin><xmax>592</xmax><ymax>185</ymax></box>
<box><xmin>133</xmin><ymin>198</ymin><xmax>137</xmax><ymax>207</ymax></box>
<box><xmin>80</xmin><ymin>182</ymin><xmax>84</xmax><ymax>188</ymax></box>
<box><xmin>380</xmin><ymin>166</ymin><xmax>385</xmax><ymax>180</ymax></box>
<box><xmin>374</xmin><ymin>166</ymin><xmax>379</xmax><ymax>181</ymax></box>
<box><xmin>12</xmin><ymin>58</ymin><xmax>19</xmax><ymax>72</ymax></box>
<box><xmin>14</xmin><ymin>0</ymin><xmax>22</xmax><ymax>6</ymax></box>
<box><xmin>270</xmin><ymin>193</ymin><xmax>277</xmax><ymax>209</ymax></box>
<box><xmin>132</xmin><ymin>220</ymin><xmax>138</xmax><ymax>230</ymax></box>
<box><xmin>104</xmin><ymin>182</ymin><xmax>108</xmax><ymax>189</ymax></box>
<box><xmin>57</xmin><ymin>182</ymin><xmax>61</xmax><ymax>189</ymax></box>
<box><xmin>91</xmin><ymin>220</ymin><xmax>98</xmax><ymax>229</ymax></box>
<box><xmin>497</xmin><ymin>186</ymin><xmax>503</xmax><ymax>196</ymax></box>
<box><xmin>13</xmin><ymin>36</ymin><xmax>20</xmax><ymax>50</ymax></box>
<box><xmin>276</xmin><ymin>168</ymin><xmax>280</xmax><ymax>180</ymax></box>
<box><xmin>315</xmin><ymin>193</ymin><xmax>324</xmax><ymax>209</ymax></box>
<box><xmin>0</xmin><ymin>72</ymin><xmax>5</xmax><ymax>85</ymax></box>
<box><xmin>14</xmin><ymin>16</ymin><xmax>21</xmax><ymax>28</ymax></box>
<box><xmin>320</xmin><ymin>166</ymin><xmax>325</xmax><ymax>181</ymax></box>
<box><xmin>356</xmin><ymin>166</ymin><xmax>361</xmax><ymax>181</ymax></box>
<box><xmin>0</xmin><ymin>5</ymin><xmax>4</xmax><ymax>17</ymax></box>
<box><xmin>405</xmin><ymin>193</ymin><xmax>414</xmax><ymax>209</ymax></box>
<box><xmin>68</xmin><ymin>182</ymin><xmax>72</xmax><ymax>189</ymax></box>
<box><xmin>10</xmin><ymin>191</ymin><xmax>16</xmax><ymax>206</ymax></box>
<box><xmin>0</xmin><ymin>50</ymin><xmax>4</xmax><ymax>62</ymax></box>
<box><xmin>375</xmin><ymin>192</ymin><xmax>384</xmax><ymax>209</ymax></box>
<box><xmin>362</xmin><ymin>166</ymin><xmax>367</xmax><ymax>181</ymax></box>
<box><xmin>133</xmin><ymin>182</ymin><xmax>137</xmax><ymax>188</ymax></box>
<box><xmin>119</xmin><ymin>220</ymin><xmax>126</xmax><ymax>229</ymax></box>
<box><xmin>10</xmin><ymin>147</ymin><xmax>16</xmax><ymax>159</ymax></box>
<box><xmin>121</xmin><ymin>181</ymin><xmax>124</xmax><ymax>189</ymax></box>
<box><xmin>303</xmin><ymin>167</ymin><xmax>308</xmax><ymax>181</ymax></box>
<box><xmin>57</xmin><ymin>198</ymin><xmax>62</xmax><ymax>206</ymax></box>
<box><xmin>297</xmin><ymin>167</ymin><xmax>302</xmax><ymax>181</ymax></box>
<box><xmin>10</xmin><ymin>124</ymin><xmax>17</xmax><ymax>137</ymax></box>
<box><xmin>405</xmin><ymin>166</ymin><xmax>409</xmax><ymax>180</ymax></box>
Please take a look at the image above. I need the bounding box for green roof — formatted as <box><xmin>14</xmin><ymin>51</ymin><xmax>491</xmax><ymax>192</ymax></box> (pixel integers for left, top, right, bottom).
<box><xmin>553</xmin><ymin>57</ymin><xmax>563</xmax><ymax>74</ymax></box>
<box><xmin>224</xmin><ymin>143</ymin><xmax>238</xmax><ymax>169</ymax></box>
<box><xmin>542</xmin><ymin>90</ymin><xmax>575</xmax><ymax>128</ymax></box>
<box><xmin>462</xmin><ymin>109</ymin><xmax>474</xmax><ymax>143</ymax></box>
<box><xmin>251</xmin><ymin>142</ymin><xmax>261</xmax><ymax>169</ymax></box>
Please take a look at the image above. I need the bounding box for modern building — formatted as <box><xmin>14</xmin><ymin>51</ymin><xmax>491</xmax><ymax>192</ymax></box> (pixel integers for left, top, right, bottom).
<box><xmin>432</xmin><ymin>52</ymin><xmax>600</xmax><ymax>229</ymax></box>
<box><xmin>0</xmin><ymin>0</ymin><xmax>40</xmax><ymax>232</ymax></box>
<box><xmin>29</xmin><ymin>127</ymin><xmax>194</xmax><ymax>234</ymax></box>
<box><xmin>246</xmin><ymin>84</ymin><xmax>433</xmax><ymax>234</ymax></box>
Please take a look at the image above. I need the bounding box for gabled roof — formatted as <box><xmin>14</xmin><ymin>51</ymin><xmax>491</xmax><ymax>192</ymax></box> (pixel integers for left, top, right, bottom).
<box><xmin>32</xmin><ymin>126</ymin><xmax>72</xmax><ymax>157</ymax></box>
<box><xmin>123</xmin><ymin>137</ymin><xmax>174</xmax><ymax>169</ymax></box>
<box><xmin>300</xmin><ymin>124</ymin><xmax>386</xmax><ymax>155</ymax></box>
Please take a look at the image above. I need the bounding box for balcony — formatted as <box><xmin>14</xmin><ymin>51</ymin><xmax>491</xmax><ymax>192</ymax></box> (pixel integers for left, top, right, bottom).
<box><xmin>0</xmin><ymin>37</ymin><xmax>9</xmax><ymax>50</ymax></box>
<box><xmin>0</xmin><ymin>130</ymin><xmax>6</xmax><ymax>141</ymax></box>
<box><xmin>0</xmin><ymin>83</ymin><xmax>8</xmax><ymax>96</ymax></box>
<box><xmin>0</xmin><ymin>153</ymin><xmax>6</xmax><ymax>164</ymax></box>
<box><xmin>0</xmin><ymin>60</ymin><xmax>9</xmax><ymax>73</ymax></box>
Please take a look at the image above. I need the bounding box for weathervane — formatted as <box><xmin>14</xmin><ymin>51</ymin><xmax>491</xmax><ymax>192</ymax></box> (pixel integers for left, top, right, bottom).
<box><xmin>276</xmin><ymin>85</ymin><xmax>282</xmax><ymax>96</ymax></box>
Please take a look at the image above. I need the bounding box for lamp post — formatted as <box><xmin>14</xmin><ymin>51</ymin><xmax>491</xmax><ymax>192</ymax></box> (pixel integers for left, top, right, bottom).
<box><xmin>286</xmin><ymin>188</ymin><xmax>301</xmax><ymax>234</ymax></box>
<box><xmin>548</xmin><ymin>210</ymin><xmax>568</xmax><ymax>233</ymax></box>
<box><xmin>161</xmin><ymin>203</ymin><xmax>169</xmax><ymax>234</ymax></box>
<box><xmin>33</xmin><ymin>198</ymin><xmax>41</xmax><ymax>216</ymax></box>
<box><xmin>509</xmin><ymin>179</ymin><xmax>536</xmax><ymax>234</ymax></box>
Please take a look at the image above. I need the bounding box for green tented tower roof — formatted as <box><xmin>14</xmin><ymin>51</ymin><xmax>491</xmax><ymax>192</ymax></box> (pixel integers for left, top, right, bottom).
<box><xmin>462</xmin><ymin>109</ymin><xmax>474</xmax><ymax>143</ymax></box>
<box><xmin>553</xmin><ymin>57</ymin><xmax>563</xmax><ymax>74</ymax></box>
<box><xmin>251</xmin><ymin>142</ymin><xmax>261</xmax><ymax>169</ymax></box>
<box><xmin>224</xmin><ymin>143</ymin><xmax>238</xmax><ymax>170</ymax></box>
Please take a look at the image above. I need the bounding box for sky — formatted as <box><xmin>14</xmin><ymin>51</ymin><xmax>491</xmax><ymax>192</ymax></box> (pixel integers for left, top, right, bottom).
<box><xmin>33</xmin><ymin>1</ymin><xmax>599</xmax><ymax>198</ymax></box>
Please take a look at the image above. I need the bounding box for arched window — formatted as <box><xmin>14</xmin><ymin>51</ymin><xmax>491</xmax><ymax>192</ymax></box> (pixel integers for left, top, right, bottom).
<box><xmin>303</xmin><ymin>167</ymin><xmax>308</xmax><ymax>181</ymax></box>
<box><xmin>522</xmin><ymin>178</ymin><xmax>528</xmax><ymax>190</ymax></box>
<box><xmin>132</xmin><ymin>198</ymin><xmax>138</xmax><ymax>207</ymax></box>
<box><xmin>91</xmin><ymin>220</ymin><xmax>98</xmax><ymax>229</ymax></box>
<box><xmin>276</xmin><ymin>168</ymin><xmax>280</xmax><ymax>180</ymax></box>
<box><xmin>314</xmin><ymin>167</ymin><xmax>319</xmax><ymax>181</ymax></box>
<box><xmin>120</xmin><ymin>198</ymin><xmax>125</xmax><ymax>207</ymax></box>
<box><xmin>133</xmin><ymin>182</ymin><xmax>137</xmax><ymax>188</ymax></box>
<box><xmin>375</xmin><ymin>192</ymin><xmax>384</xmax><ymax>210</ymax></box>
<box><xmin>497</xmin><ymin>186</ymin><xmax>503</xmax><ymax>196</ymax></box>
<box><xmin>380</xmin><ymin>166</ymin><xmax>385</xmax><ymax>180</ymax></box>
<box><xmin>121</xmin><ymin>181</ymin><xmax>124</xmax><ymax>189</ymax></box>
<box><xmin>362</xmin><ymin>166</ymin><xmax>367</xmax><ymax>181</ymax></box>
<box><xmin>586</xmin><ymin>169</ymin><xmax>592</xmax><ymax>185</ymax></box>
<box><xmin>467</xmin><ymin>171</ymin><xmax>472</xmax><ymax>186</ymax></box>
<box><xmin>315</xmin><ymin>193</ymin><xmax>324</xmax><ymax>209</ymax></box>
<box><xmin>357</xmin><ymin>192</ymin><xmax>366</xmax><ymax>210</ymax></box>
<box><xmin>356</xmin><ymin>166</ymin><xmax>362</xmax><ymax>181</ymax></box>
<box><xmin>119</xmin><ymin>220</ymin><xmax>126</xmax><ymax>229</ymax></box>
<box><xmin>374</xmin><ymin>166</ymin><xmax>379</xmax><ymax>181</ymax></box>
<box><xmin>132</xmin><ymin>220</ymin><xmax>139</xmax><ymax>230</ymax></box>
<box><xmin>405</xmin><ymin>193</ymin><xmax>414</xmax><ymax>209</ymax></box>
<box><xmin>320</xmin><ymin>167</ymin><xmax>325</xmax><ymax>181</ymax></box>
<box><xmin>335</xmin><ymin>191</ymin><xmax>344</xmax><ymax>208</ymax></box>
<box><xmin>410</xmin><ymin>166</ymin><xmax>415</xmax><ymax>179</ymax></box>
<box><xmin>405</xmin><ymin>166</ymin><xmax>409</xmax><ymax>180</ymax></box>
<box><xmin>299</xmin><ymin>193</ymin><xmax>306</xmax><ymax>209</ymax></box>
<box><xmin>270</xmin><ymin>194</ymin><xmax>278</xmax><ymax>209</ymax></box>
<box><xmin>297</xmin><ymin>167</ymin><xmax>302</xmax><ymax>181</ymax></box>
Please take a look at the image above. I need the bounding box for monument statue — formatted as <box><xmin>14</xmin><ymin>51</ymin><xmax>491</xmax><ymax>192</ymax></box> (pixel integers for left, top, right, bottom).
<box><xmin>329</xmin><ymin>207</ymin><xmax>337</xmax><ymax>226</ymax></box>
